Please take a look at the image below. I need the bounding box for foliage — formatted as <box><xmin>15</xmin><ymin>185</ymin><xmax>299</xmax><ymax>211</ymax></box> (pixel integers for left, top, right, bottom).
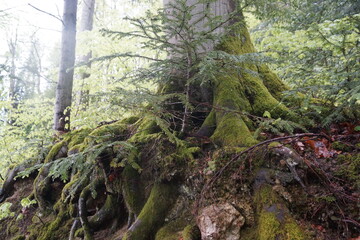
<box><xmin>0</xmin><ymin>97</ymin><xmax>53</xmax><ymax>179</ymax></box>
<box><xmin>253</xmin><ymin>13</ymin><xmax>360</xmax><ymax>125</ymax></box>
<box><xmin>0</xmin><ymin>202</ymin><xmax>14</xmax><ymax>220</ymax></box>
<box><xmin>250</xmin><ymin>0</ymin><xmax>359</xmax><ymax>30</ymax></box>
<box><xmin>254</xmin><ymin>116</ymin><xmax>307</xmax><ymax>138</ymax></box>
<box><xmin>20</xmin><ymin>197</ymin><xmax>37</xmax><ymax>208</ymax></box>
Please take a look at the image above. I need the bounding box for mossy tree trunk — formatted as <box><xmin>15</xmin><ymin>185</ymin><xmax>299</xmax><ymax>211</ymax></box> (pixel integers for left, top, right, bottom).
<box><xmin>163</xmin><ymin>0</ymin><xmax>291</xmax><ymax>147</ymax></box>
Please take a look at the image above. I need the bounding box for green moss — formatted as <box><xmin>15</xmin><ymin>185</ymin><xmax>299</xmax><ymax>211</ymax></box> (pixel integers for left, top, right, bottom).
<box><xmin>197</xmin><ymin>110</ymin><xmax>216</xmax><ymax>137</ymax></box>
<box><xmin>123</xmin><ymin>182</ymin><xmax>178</xmax><ymax>240</ymax></box>
<box><xmin>45</xmin><ymin>141</ymin><xmax>66</xmax><ymax>163</ymax></box>
<box><xmin>6</xmin><ymin>223</ymin><xmax>19</xmax><ymax>236</ymax></box>
<box><xmin>268</xmin><ymin>142</ymin><xmax>282</xmax><ymax>148</ymax></box>
<box><xmin>258</xmin><ymin>210</ymin><xmax>281</xmax><ymax>240</ymax></box>
<box><xmin>254</xmin><ymin>185</ymin><xmax>279</xmax><ymax>210</ymax></box>
<box><xmin>35</xmin><ymin>207</ymin><xmax>71</xmax><ymax>240</ymax></box>
<box><xmin>75</xmin><ymin>228</ymin><xmax>84</xmax><ymax>238</ymax></box>
<box><xmin>11</xmin><ymin>236</ymin><xmax>25</xmax><ymax>240</ymax></box>
<box><xmin>88</xmin><ymin>121</ymin><xmax>128</xmax><ymax>141</ymax></box>
<box><xmin>128</xmin><ymin>118</ymin><xmax>162</xmax><ymax>143</ymax></box>
<box><xmin>332</xmin><ymin>141</ymin><xmax>354</xmax><ymax>152</ymax></box>
<box><xmin>89</xmin><ymin>195</ymin><xmax>117</xmax><ymax>229</ymax></box>
<box><xmin>60</xmin><ymin>173</ymin><xmax>81</xmax><ymax>202</ymax></box>
<box><xmin>284</xmin><ymin>220</ymin><xmax>306</xmax><ymax>240</ymax></box>
<box><xmin>63</xmin><ymin>127</ymin><xmax>92</xmax><ymax>149</ymax></box>
<box><xmin>69</xmin><ymin>121</ymin><xmax>129</xmax><ymax>152</ymax></box>
<box><xmin>258</xmin><ymin>209</ymin><xmax>306</xmax><ymax>240</ymax></box>
<box><xmin>122</xmin><ymin>165</ymin><xmax>145</xmax><ymax>216</ymax></box>
<box><xmin>335</xmin><ymin>154</ymin><xmax>360</xmax><ymax>187</ymax></box>
<box><xmin>218</xmin><ymin>20</ymin><xmax>256</xmax><ymax>54</ymax></box>
<box><xmin>68</xmin><ymin>142</ymin><xmax>87</xmax><ymax>153</ymax></box>
<box><xmin>254</xmin><ymin>183</ymin><xmax>307</xmax><ymax>240</ymax></box>
<box><xmin>155</xmin><ymin>219</ymin><xmax>185</xmax><ymax>240</ymax></box>
<box><xmin>211</xmin><ymin>113</ymin><xmax>258</xmax><ymax>147</ymax></box>
<box><xmin>182</xmin><ymin>225</ymin><xmax>201</xmax><ymax>240</ymax></box>
<box><xmin>208</xmin><ymin>21</ymin><xmax>294</xmax><ymax>147</ymax></box>
<box><xmin>257</xmin><ymin>64</ymin><xmax>288</xmax><ymax>100</ymax></box>
<box><xmin>33</xmin><ymin>175</ymin><xmax>52</xmax><ymax>210</ymax></box>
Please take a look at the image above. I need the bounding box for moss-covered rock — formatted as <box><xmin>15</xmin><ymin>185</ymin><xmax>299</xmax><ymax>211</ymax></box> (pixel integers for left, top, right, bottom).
<box><xmin>254</xmin><ymin>184</ymin><xmax>307</xmax><ymax>240</ymax></box>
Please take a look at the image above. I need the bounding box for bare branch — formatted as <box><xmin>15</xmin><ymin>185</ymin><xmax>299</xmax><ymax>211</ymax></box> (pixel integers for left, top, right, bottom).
<box><xmin>28</xmin><ymin>4</ymin><xmax>64</xmax><ymax>25</ymax></box>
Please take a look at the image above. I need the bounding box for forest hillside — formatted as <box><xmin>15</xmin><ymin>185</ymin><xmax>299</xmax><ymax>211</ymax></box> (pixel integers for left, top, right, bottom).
<box><xmin>0</xmin><ymin>0</ymin><xmax>359</xmax><ymax>239</ymax></box>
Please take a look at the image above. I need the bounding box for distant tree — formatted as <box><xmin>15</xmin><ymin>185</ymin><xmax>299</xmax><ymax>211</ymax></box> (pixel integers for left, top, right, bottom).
<box><xmin>7</xmin><ymin>29</ymin><xmax>20</xmax><ymax>110</ymax></box>
<box><xmin>54</xmin><ymin>0</ymin><xmax>78</xmax><ymax>132</ymax></box>
<box><xmin>76</xmin><ymin>0</ymin><xmax>95</xmax><ymax>110</ymax></box>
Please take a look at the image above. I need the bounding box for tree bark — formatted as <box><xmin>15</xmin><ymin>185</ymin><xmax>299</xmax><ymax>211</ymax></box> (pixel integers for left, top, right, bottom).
<box><xmin>164</xmin><ymin>0</ymin><xmax>290</xmax><ymax>146</ymax></box>
<box><xmin>54</xmin><ymin>0</ymin><xmax>78</xmax><ymax>132</ymax></box>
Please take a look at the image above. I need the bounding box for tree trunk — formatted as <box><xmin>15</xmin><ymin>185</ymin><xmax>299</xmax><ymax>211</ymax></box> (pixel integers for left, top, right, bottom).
<box><xmin>7</xmin><ymin>30</ymin><xmax>19</xmax><ymax>110</ymax></box>
<box><xmin>76</xmin><ymin>0</ymin><xmax>95</xmax><ymax>111</ymax></box>
<box><xmin>54</xmin><ymin>0</ymin><xmax>78</xmax><ymax>132</ymax></box>
<box><xmin>164</xmin><ymin>0</ymin><xmax>290</xmax><ymax>146</ymax></box>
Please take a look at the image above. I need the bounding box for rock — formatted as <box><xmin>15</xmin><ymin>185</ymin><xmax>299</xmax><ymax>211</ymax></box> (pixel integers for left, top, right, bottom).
<box><xmin>197</xmin><ymin>203</ymin><xmax>245</xmax><ymax>240</ymax></box>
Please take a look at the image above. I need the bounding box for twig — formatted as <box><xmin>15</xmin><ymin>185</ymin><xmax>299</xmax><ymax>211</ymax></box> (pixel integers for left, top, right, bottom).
<box><xmin>28</xmin><ymin>4</ymin><xmax>64</xmax><ymax>25</ymax></box>
<box><xmin>199</xmin><ymin>133</ymin><xmax>330</xmax><ymax>208</ymax></box>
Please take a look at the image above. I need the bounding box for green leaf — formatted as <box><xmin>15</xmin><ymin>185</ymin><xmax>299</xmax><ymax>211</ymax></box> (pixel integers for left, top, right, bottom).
<box><xmin>263</xmin><ymin>111</ymin><xmax>271</xmax><ymax>118</ymax></box>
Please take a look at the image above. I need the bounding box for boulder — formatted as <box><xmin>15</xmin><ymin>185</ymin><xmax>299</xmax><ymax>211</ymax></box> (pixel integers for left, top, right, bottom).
<box><xmin>197</xmin><ymin>202</ymin><xmax>245</xmax><ymax>240</ymax></box>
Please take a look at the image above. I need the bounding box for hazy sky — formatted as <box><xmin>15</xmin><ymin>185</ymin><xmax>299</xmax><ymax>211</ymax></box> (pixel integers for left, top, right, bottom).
<box><xmin>0</xmin><ymin>0</ymin><xmax>63</xmax><ymax>55</ymax></box>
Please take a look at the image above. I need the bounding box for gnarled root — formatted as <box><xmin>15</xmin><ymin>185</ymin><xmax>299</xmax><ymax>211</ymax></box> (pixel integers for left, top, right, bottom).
<box><xmin>78</xmin><ymin>178</ymin><xmax>104</xmax><ymax>240</ymax></box>
<box><xmin>89</xmin><ymin>194</ymin><xmax>125</xmax><ymax>232</ymax></box>
<box><xmin>123</xmin><ymin>182</ymin><xmax>178</xmax><ymax>240</ymax></box>
<box><xmin>0</xmin><ymin>166</ymin><xmax>24</xmax><ymax>203</ymax></box>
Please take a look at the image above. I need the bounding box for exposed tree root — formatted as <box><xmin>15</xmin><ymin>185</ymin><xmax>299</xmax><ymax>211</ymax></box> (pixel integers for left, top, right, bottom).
<box><xmin>78</xmin><ymin>178</ymin><xmax>104</xmax><ymax>240</ymax></box>
<box><xmin>69</xmin><ymin>218</ymin><xmax>80</xmax><ymax>240</ymax></box>
<box><xmin>0</xmin><ymin>166</ymin><xmax>24</xmax><ymax>203</ymax></box>
<box><xmin>123</xmin><ymin>182</ymin><xmax>178</xmax><ymax>240</ymax></box>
